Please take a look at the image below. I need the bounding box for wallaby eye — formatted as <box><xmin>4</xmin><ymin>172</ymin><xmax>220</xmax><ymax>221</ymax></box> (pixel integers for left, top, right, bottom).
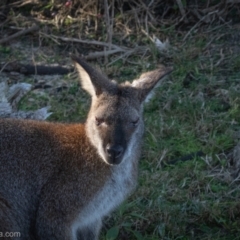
<box><xmin>131</xmin><ymin>118</ymin><xmax>139</xmax><ymax>126</ymax></box>
<box><xmin>95</xmin><ymin>117</ymin><xmax>104</xmax><ymax>126</ymax></box>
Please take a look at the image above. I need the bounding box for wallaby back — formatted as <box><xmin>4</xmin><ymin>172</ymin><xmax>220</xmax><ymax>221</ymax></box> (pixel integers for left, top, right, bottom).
<box><xmin>0</xmin><ymin>56</ymin><xmax>172</xmax><ymax>240</ymax></box>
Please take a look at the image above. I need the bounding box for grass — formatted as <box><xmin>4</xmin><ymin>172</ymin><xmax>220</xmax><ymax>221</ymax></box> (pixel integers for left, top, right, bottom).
<box><xmin>98</xmin><ymin>25</ymin><xmax>240</xmax><ymax>240</ymax></box>
<box><xmin>1</xmin><ymin>17</ymin><xmax>240</xmax><ymax>240</ymax></box>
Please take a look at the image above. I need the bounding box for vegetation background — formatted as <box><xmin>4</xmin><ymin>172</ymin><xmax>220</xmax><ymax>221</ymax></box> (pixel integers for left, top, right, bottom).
<box><xmin>1</xmin><ymin>0</ymin><xmax>240</xmax><ymax>239</ymax></box>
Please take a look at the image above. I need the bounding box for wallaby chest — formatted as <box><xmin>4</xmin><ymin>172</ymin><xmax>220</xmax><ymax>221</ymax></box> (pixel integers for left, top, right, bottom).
<box><xmin>71</xmin><ymin>156</ymin><xmax>137</xmax><ymax>234</ymax></box>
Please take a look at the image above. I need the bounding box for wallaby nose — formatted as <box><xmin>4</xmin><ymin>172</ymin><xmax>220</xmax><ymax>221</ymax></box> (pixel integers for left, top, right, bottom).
<box><xmin>106</xmin><ymin>144</ymin><xmax>123</xmax><ymax>162</ymax></box>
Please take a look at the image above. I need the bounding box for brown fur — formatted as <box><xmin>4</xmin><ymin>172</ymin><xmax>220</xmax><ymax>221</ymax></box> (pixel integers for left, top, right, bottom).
<box><xmin>0</xmin><ymin>119</ymin><xmax>110</xmax><ymax>239</ymax></box>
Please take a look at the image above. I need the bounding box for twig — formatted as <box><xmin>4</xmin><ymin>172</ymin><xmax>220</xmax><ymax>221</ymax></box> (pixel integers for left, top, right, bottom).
<box><xmin>144</xmin><ymin>8</ymin><xmax>149</xmax><ymax>35</ymax></box>
<box><xmin>106</xmin><ymin>46</ymin><xmax>148</xmax><ymax>66</ymax></box>
<box><xmin>183</xmin><ymin>10</ymin><xmax>218</xmax><ymax>41</ymax></box>
<box><xmin>176</xmin><ymin>0</ymin><xmax>188</xmax><ymax>23</ymax></box>
<box><xmin>214</xmin><ymin>48</ymin><xmax>225</xmax><ymax>67</ymax></box>
<box><xmin>104</xmin><ymin>0</ymin><xmax>114</xmax><ymax>49</ymax></box>
<box><xmin>0</xmin><ymin>19</ymin><xmax>9</xmax><ymax>28</ymax></box>
<box><xmin>141</xmin><ymin>28</ymin><xmax>154</xmax><ymax>41</ymax></box>
<box><xmin>104</xmin><ymin>0</ymin><xmax>114</xmax><ymax>62</ymax></box>
<box><xmin>204</xmin><ymin>20</ymin><xmax>232</xmax><ymax>33</ymax></box>
<box><xmin>9</xmin><ymin>0</ymin><xmax>40</xmax><ymax>7</ymax></box>
<box><xmin>85</xmin><ymin>49</ymin><xmax>127</xmax><ymax>60</ymax></box>
<box><xmin>50</xmin><ymin>35</ymin><xmax>124</xmax><ymax>50</ymax></box>
<box><xmin>133</xmin><ymin>0</ymin><xmax>155</xmax><ymax>22</ymax></box>
<box><xmin>0</xmin><ymin>25</ymin><xmax>39</xmax><ymax>44</ymax></box>
<box><xmin>40</xmin><ymin>32</ymin><xmax>61</xmax><ymax>45</ymax></box>
<box><xmin>0</xmin><ymin>61</ymin><xmax>11</xmax><ymax>73</ymax></box>
<box><xmin>203</xmin><ymin>34</ymin><xmax>225</xmax><ymax>51</ymax></box>
<box><xmin>107</xmin><ymin>49</ymin><xmax>135</xmax><ymax>66</ymax></box>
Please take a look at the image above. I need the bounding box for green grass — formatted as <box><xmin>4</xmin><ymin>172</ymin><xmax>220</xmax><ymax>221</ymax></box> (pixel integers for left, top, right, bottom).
<box><xmin>99</xmin><ymin>26</ymin><xmax>240</xmax><ymax>240</ymax></box>
<box><xmin>7</xmin><ymin>21</ymin><xmax>240</xmax><ymax>240</ymax></box>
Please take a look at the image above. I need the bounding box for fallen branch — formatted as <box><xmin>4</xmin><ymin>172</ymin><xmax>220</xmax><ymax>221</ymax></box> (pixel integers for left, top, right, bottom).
<box><xmin>0</xmin><ymin>62</ymin><xmax>73</xmax><ymax>75</ymax></box>
<box><xmin>50</xmin><ymin>34</ymin><xmax>125</xmax><ymax>51</ymax></box>
<box><xmin>85</xmin><ymin>49</ymin><xmax>127</xmax><ymax>60</ymax></box>
<box><xmin>0</xmin><ymin>25</ymin><xmax>39</xmax><ymax>44</ymax></box>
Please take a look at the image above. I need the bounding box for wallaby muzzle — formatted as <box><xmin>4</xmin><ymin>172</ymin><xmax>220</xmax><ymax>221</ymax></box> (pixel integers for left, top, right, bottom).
<box><xmin>105</xmin><ymin>144</ymin><xmax>124</xmax><ymax>165</ymax></box>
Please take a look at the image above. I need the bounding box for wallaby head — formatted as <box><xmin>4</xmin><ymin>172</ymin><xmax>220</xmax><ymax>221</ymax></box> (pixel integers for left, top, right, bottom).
<box><xmin>72</xmin><ymin>56</ymin><xmax>173</xmax><ymax>165</ymax></box>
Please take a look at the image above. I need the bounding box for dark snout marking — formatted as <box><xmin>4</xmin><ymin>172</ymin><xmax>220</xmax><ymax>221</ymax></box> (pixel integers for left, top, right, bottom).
<box><xmin>106</xmin><ymin>144</ymin><xmax>123</xmax><ymax>158</ymax></box>
<box><xmin>105</xmin><ymin>120</ymin><xmax>126</xmax><ymax>165</ymax></box>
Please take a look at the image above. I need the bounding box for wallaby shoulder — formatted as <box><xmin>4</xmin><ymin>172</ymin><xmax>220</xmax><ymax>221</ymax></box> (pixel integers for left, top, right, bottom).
<box><xmin>0</xmin><ymin>118</ymin><xmax>113</xmax><ymax>193</ymax></box>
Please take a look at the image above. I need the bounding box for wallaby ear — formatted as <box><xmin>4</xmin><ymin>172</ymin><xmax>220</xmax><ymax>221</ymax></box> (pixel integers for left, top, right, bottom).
<box><xmin>72</xmin><ymin>55</ymin><xmax>115</xmax><ymax>97</ymax></box>
<box><xmin>132</xmin><ymin>66</ymin><xmax>173</xmax><ymax>103</ymax></box>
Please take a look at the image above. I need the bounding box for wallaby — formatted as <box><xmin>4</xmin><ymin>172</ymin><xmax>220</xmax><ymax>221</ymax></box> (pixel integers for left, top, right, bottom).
<box><xmin>0</xmin><ymin>56</ymin><xmax>172</xmax><ymax>240</ymax></box>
